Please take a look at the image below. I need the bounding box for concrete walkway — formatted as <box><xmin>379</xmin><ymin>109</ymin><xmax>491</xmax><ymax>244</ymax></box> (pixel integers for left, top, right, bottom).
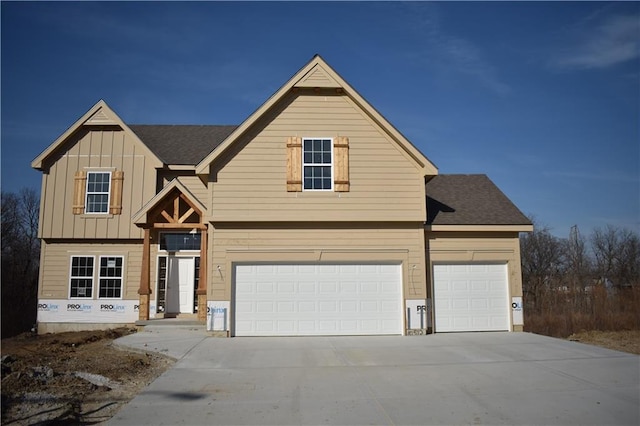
<box><xmin>109</xmin><ymin>328</ymin><xmax>639</xmax><ymax>425</ymax></box>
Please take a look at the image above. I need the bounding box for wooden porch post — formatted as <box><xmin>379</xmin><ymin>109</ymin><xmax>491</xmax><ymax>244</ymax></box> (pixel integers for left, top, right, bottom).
<box><xmin>197</xmin><ymin>227</ymin><xmax>208</xmax><ymax>321</ymax></box>
<box><xmin>138</xmin><ymin>227</ymin><xmax>151</xmax><ymax>321</ymax></box>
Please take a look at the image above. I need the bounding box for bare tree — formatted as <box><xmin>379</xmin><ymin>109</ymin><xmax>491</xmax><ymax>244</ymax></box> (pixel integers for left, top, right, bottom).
<box><xmin>1</xmin><ymin>188</ymin><xmax>40</xmax><ymax>337</ymax></box>
<box><xmin>520</xmin><ymin>219</ymin><xmax>564</xmax><ymax>312</ymax></box>
<box><xmin>562</xmin><ymin>225</ymin><xmax>592</xmax><ymax>309</ymax></box>
<box><xmin>590</xmin><ymin>225</ymin><xmax>639</xmax><ymax>289</ymax></box>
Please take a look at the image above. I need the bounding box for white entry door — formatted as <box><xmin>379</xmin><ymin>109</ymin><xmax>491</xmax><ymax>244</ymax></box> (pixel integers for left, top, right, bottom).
<box><xmin>166</xmin><ymin>257</ymin><xmax>195</xmax><ymax>314</ymax></box>
<box><xmin>234</xmin><ymin>263</ymin><xmax>402</xmax><ymax>336</ymax></box>
<box><xmin>433</xmin><ymin>263</ymin><xmax>509</xmax><ymax>332</ymax></box>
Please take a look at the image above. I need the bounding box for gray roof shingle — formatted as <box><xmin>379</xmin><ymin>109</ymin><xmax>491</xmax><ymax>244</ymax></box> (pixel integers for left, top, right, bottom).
<box><xmin>129</xmin><ymin>125</ymin><xmax>238</xmax><ymax>165</ymax></box>
<box><xmin>426</xmin><ymin>174</ymin><xmax>531</xmax><ymax>226</ymax></box>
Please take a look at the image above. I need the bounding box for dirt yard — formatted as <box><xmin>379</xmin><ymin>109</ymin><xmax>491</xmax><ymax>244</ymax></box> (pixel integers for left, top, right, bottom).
<box><xmin>1</xmin><ymin>328</ymin><xmax>173</xmax><ymax>425</ymax></box>
<box><xmin>1</xmin><ymin>328</ymin><xmax>638</xmax><ymax>425</ymax></box>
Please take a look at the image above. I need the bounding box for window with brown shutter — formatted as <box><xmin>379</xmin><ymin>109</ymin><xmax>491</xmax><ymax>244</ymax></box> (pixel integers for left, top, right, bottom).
<box><xmin>333</xmin><ymin>136</ymin><xmax>350</xmax><ymax>192</ymax></box>
<box><xmin>286</xmin><ymin>137</ymin><xmax>302</xmax><ymax>192</ymax></box>
<box><xmin>73</xmin><ymin>169</ymin><xmax>124</xmax><ymax>215</ymax></box>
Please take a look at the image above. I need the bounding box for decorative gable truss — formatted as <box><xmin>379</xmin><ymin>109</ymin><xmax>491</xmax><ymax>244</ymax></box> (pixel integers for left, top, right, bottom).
<box><xmin>150</xmin><ymin>189</ymin><xmax>202</xmax><ymax>228</ymax></box>
<box><xmin>286</xmin><ymin>136</ymin><xmax>349</xmax><ymax>192</ymax></box>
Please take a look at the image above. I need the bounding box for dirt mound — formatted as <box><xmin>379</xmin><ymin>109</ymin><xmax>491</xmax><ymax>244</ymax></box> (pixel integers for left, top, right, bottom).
<box><xmin>1</xmin><ymin>328</ymin><xmax>173</xmax><ymax>424</ymax></box>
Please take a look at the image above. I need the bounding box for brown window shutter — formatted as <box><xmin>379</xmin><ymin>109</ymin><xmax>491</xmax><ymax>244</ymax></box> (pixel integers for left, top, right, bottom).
<box><xmin>286</xmin><ymin>137</ymin><xmax>302</xmax><ymax>192</ymax></box>
<box><xmin>72</xmin><ymin>170</ymin><xmax>87</xmax><ymax>214</ymax></box>
<box><xmin>109</xmin><ymin>170</ymin><xmax>124</xmax><ymax>215</ymax></box>
<box><xmin>334</xmin><ymin>136</ymin><xmax>350</xmax><ymax>192</ymax></box>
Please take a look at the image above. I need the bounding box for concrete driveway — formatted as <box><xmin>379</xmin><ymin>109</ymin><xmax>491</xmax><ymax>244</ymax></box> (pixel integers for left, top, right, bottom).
<box><xmin>109</xmin><ymin>329</ymin><xmax>639</xmax><ymax>425</ymax></box>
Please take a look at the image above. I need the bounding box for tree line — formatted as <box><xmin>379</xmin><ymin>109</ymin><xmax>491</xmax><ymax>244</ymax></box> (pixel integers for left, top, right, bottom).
<box><xmin>521</xmin><ymin>220</ymin><xmax>640</xmax><ymax>336</ymax></box>
<box><xmin>2</xmin><ymin>189</ymin><xmax>40</xmax><ymax>338</ymax></box>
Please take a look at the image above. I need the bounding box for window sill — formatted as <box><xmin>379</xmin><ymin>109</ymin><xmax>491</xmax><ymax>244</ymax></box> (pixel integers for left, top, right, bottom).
<box><xmin>79</xmin><ymin>214</ymin><xmax>115</xmax><ymax>219</ymax></box>
<box><xmin>295</xmin><ymin>191</ymin><xmax>347</xmax><ymax>198</ymax></box>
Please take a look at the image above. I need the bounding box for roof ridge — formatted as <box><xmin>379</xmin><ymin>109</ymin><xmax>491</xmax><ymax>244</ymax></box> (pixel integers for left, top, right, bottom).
<box><xmin>129</xmin><ymin>124</ymin><xmax>238</xmax><ymax>127</ymax></box>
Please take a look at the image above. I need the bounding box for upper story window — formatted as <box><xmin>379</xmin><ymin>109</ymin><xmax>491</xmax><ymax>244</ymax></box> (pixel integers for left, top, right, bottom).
<box><xmin>85</xmin><ymin>171</ymin><xmax>111</xmax><ymax>214</ymax></box>
<box><xmin>303</xmin><ymin>138</ymin><xmax>332</xmax><ymax>191</ymax></box>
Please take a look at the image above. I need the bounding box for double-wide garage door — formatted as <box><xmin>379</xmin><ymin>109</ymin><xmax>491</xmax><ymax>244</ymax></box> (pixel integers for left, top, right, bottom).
<box><xmin>234</xmin><ymin>263</ymin><xmax>402</xmax><ymax>336</ymax></box>
<box><xmin>433</xmin><ymin>264</ymin><xmax>510</xmax><ymax>332</ymax></box>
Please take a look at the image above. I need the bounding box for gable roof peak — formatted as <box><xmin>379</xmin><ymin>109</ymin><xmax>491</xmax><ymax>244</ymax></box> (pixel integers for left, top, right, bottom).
<box><xmin>31</xmin><ymin>99</ymin><xmax>162</xmax><ymax>171</ymax></box>
<box><xmin>195</xmin><ymin>55</ymin><xmax>438</xmax><ymax>176</ymax></box>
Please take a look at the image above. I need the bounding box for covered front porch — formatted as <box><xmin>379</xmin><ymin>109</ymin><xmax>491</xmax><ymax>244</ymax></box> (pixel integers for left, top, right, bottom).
<box><xmin>132</xmin><ymin>179</ymin><xmax>209</xmax><ymax>324</ymax></box>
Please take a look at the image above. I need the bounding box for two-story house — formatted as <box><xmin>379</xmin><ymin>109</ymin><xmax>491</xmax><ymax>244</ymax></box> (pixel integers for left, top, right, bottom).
<box><xmin>32</xmin><ymin>55</ymin><xmax>532</xmax><ymax>336</ymax></box>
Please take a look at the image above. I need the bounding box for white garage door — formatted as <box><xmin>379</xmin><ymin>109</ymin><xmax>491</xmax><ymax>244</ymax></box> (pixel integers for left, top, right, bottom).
<box><xmin>234</xmin><ymin>263</ymin><xmax>402</xmax><ymax>336</ymax></box>
<box><xmin>433</xmin><ymin>264</ymin><xmax>509</xmax><ymax>332</ymax></box>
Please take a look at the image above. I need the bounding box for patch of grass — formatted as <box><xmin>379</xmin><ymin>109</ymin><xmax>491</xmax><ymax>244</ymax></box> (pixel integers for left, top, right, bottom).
<box><xmin>568</xmin><ymin>330</ymin><xmax>640</xmax><ymax>355</ymax></box>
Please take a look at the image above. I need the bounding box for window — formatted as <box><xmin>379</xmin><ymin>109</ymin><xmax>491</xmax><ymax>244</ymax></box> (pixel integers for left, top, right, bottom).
<box><xmin>99</xmin><ymin>256</ymin><xmax>123</xmax><ymax>298</ymax></box>
<box><xmin>85</xmin><ymin>172</ymin><xmax>111</xmax><ymax>213</ymax></box>
<box><xmin>193</xmin><ymin>257</ymin><xmax>200</xmax><ymax>312</ymax></box>
<box><xmin>303</xmin><ymin>138</ymin><xmax>332</xmax><ymax>190</ymax></box>
<box><xmin>70</xmin><ymin>256</ymin><xmax>94</xmax><ymax>298</ymax></box>
<box><xmin>156</xmin><ymin>257</ymin><xmax>167</xmax><ymax>313</ymax></box>
<box><xmin>159</xmin><ymin>233</ymin><xmax>201</xmax><ymax>251</ymax></box>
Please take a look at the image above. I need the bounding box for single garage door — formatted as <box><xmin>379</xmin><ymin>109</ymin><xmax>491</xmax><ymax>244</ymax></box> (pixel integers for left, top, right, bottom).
<box><xmin>234</xmin><ymin>263</ymin><xmax>402</xmax><ymax>336</ymax></box>
<box><xmin>433</xmin><ymin>263</ymin><xmax>509</xmax><ymax>332</ymax></box>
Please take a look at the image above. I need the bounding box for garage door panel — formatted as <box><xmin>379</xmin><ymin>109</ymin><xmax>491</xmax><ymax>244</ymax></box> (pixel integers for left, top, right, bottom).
<box><xmin>434</xmin><ymin>263</ymin><xmax>509</xmax><ymax>332</ymax></box>
<box><xmin>319</xmin><ymin>301</ymin><xmax>337</xmax><ymax>312</ymax></box>
<box><xmin>319</xmin><ymin>282</ymin><xmax>337</xmax><ymax>294</ymax></box>
<box><xmin>234</xmin><ymin>263</ymin><xmax>402</xmax><ymax>336</ymax></box>
<box><xmin>277</xmin><ymin>282</ymin><xmax>295</xmax><ymax>293</ymax></box>
<box><xmin>340</xmin><ymin>301</ymin><xmax>357</xmax><ymax>312</ymax></box>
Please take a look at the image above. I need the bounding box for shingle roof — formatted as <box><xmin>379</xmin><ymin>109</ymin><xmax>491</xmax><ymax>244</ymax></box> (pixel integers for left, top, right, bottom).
<box><xmin>426</xmin><ymin>174</ymin><xmax>531</xmax><ymax>226</ymax></box>
<box><xmin>129</xmin><ymin>125</ymin><xmax>238</xmax><ymax>165</ymax></box>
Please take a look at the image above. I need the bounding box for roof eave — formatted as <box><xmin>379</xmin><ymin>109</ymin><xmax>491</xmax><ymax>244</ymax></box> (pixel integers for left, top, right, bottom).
<box><xmin>426</xmin><ymin>224</ymin><xmax>534</xmax><ymax>233</ymax></box>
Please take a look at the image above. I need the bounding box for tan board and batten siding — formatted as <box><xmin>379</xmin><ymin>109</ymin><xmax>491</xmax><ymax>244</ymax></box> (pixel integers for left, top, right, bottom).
<box><xmin>39</xmin><ymin>128</ymin><xmax>157</xmax><ymax>239</ymax></box>
<box><xmin>209</xmin><ymin>92</ymin><xmax>427</xmax><ymax>223</ymax></box>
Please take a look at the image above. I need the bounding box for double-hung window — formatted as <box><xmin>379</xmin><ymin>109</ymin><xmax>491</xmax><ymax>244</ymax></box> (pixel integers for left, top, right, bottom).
<box><xmin>99</xmin><ymin>256</ymin><xmax>124</xmax><ymax>298</ymax></box>
<box><xmin>70</xmin><ymin>256</ymin><xmax>94</xmax><ymax>298</ymax></box>
<box><xmin>85</xmin><ymin>171</ymin><xmax>111</xmax><ymax>213</ymax></box>
<box><xmin>303</xmin><ymin>138</ymin><xmax>332</xmax><ymax>190</ymax></box>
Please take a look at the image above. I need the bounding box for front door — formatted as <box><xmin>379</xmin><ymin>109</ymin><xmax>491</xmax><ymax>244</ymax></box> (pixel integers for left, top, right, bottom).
<box><xmin>166</xmin><ymin>256</ymin><xmax>195</xmax><ymax>314</ymax></box>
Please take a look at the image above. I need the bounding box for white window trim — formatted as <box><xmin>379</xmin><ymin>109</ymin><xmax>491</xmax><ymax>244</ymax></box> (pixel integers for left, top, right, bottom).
<box><xmin>69</xmin><ymin>255</ymin><xmax>95</xmax><ymax>299</ymax></box>
<box><xmin>302</xmin><ymin>137</ymin><xmax>334</xmax><ymax>191</ymax></box>
<box><xmin>85</xmin><ymin>170</ymin><xmax>112</xmax><ymax>214</ymax></box>
<box><xmin>98</xmin><ymin>255</ymin><xmax>125</xmax><ymax>300</ymax></box>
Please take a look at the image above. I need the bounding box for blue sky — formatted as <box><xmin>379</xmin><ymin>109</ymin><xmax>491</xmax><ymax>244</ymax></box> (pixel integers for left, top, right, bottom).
<box><xmin>2</xmin><ymin>1</ymin><xmax>638</xmax><ymax>237</ymax></box>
